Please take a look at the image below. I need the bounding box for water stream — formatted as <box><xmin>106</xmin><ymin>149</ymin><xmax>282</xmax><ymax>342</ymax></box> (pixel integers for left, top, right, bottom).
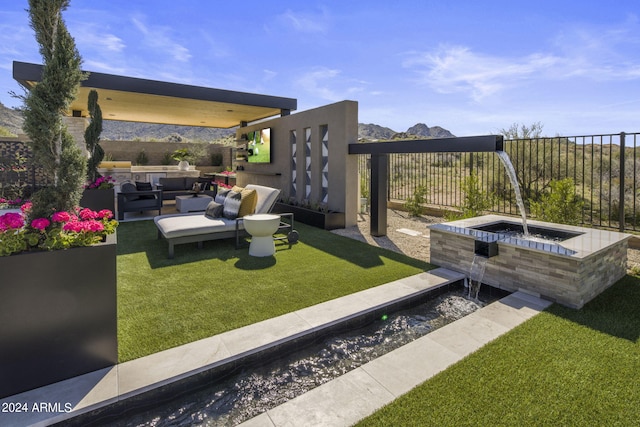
<box><xmin>82</xmin><ymin>289</ymin><xmax>500</xmax><ymax>427</ymax></box>
<box><xmin>496</xmin><ymin>151</ymin><xmax>529</xmax><ymax>236</ymax></box>
<box><xmin>468</xmin><ymin>255</ymin><xmax>488</xmax><ymax>300</ymax></box>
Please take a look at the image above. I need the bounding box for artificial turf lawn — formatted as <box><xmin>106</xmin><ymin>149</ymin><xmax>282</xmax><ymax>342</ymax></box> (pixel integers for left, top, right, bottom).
<box><xmin>356</xmin><ymin>274</ymin><xmax>640</xmax><ymax>426</ymax></box>
<box><xmin>116</xmin><ymin>220</ymin><xmax>433</xmax><ymax>362</ymax></box>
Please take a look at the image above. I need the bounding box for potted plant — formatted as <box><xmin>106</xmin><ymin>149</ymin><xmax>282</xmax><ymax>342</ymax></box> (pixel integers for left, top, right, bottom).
<box><xmin>172</xmin><ymin>148</ymin><xmax>191</xmax><ymax>170</ymax></box>
<box><xmin>1</xmin><ymin>0</ymin><xmax>118</xmax><ymax>399</ymax></box>
<box><xmin>272</xmin><ymin>198</ymin><xmax>345</xmax><ymax>230</ymax></box>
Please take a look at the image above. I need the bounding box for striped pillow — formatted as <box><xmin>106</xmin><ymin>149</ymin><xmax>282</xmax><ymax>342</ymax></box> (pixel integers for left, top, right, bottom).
<box><xmin>222</xmin><ymin>191</ymin><xmax>242</xmax><ymax>219</ymax></box>
<box><xmin>214</xmin><ymin>189</ymin><xmax>230</xmax><ymax>204</ymax></box>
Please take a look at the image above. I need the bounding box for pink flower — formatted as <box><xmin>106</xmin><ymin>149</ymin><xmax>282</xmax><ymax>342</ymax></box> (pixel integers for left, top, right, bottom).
<box><xmin>62</xmin><ymin>221</ymin><xmax>82</xmax><ymax>232</ymax></box>
<box><xmin>31</xmin><ymin>218</ymin><xmax>50</xmax><ymax>231</ymax></box>
<box><xmin>20</xmin><ymin>202</ymin><xmax>32</xmax><ymax>213</ymax></box>
<box><xmin>52</xmin><ymin>211</ymin><xmax>71</xmax><ymax>222</ymax></box>
<box><xmin>0</xmin><ymin>212</ymin><xmax>25</xmax><ymax>230</ymax></box>
<box><xmin>79</xmin><ymin>208</ymin><xmax>98</xmax><ymax>220</ymax></box>
<box><xmin>86</xmin><ymin>220</ymin><xmax>104</xmax><ymax>232</ymax></box>
<box><xmin>97</xmin><ymin>209</ymin><xmax>114</xmax><ymax>219</ymax></box>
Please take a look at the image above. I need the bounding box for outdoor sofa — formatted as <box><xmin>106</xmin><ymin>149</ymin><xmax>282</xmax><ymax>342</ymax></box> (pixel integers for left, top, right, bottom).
<box><xmin>154</xmin><ymin>184</ymin><xmax>281</xmax><ymax>258</ymax></box>
<box><xmin>156</xmin><ymin>177</ymin><xmax>218</xmax><ymax>200</ymax></box>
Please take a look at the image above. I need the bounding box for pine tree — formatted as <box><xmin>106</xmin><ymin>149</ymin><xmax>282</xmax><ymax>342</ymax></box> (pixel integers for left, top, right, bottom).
<box><xmin>20</xmin><ymin>0</ymin><xmax>87</xmax><ymax>219</ymax></box>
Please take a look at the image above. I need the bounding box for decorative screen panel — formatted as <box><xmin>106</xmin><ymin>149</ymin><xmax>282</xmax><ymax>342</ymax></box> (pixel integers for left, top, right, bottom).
<box><xmin>320</xmin><ymin>125</ymin><xmax>329</xmax><ymax>204</ymax></box>
<box><xmin>304</xmin><ymin>127</ymin><xmax>312</xmax><ymax>200</ymax></box>
<box><xmin>290</xmin><ymin>130</ymin><xmax>297</xmax><ymax>198</ymax></box>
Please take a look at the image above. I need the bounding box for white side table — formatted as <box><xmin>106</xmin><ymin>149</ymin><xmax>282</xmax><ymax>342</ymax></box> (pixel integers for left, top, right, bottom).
<box><xmin>175</xmin><ymin>194</ymin><xmax>213</xmax><ymax>213</ymax></box>
<box><xmin>243</xmin><ymin>214</ymin><xmax>281</xmax><ymax>257</ymax></box>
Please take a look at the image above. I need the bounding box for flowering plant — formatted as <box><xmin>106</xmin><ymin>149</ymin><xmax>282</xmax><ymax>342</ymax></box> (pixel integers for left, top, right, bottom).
<box><xmin>0</xmin><ymin>197</ymin><xmax>27</xmax><ymax>209</ymax></box>
<box><xmin>0</xmin><ymin>203</ymin><xmax>118</xmax><ymax>256</ymax></box>
<box><xmin>84</xmin><ymin>175</ymin><xmax>116</xmax><ymax>190</ymax></box>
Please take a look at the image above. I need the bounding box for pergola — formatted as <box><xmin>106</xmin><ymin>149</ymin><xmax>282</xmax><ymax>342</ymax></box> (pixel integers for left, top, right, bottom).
<box><xmin>13</xmin><ymin>61</ymin><xmax>297</xmax><ymax>128</ymax></box>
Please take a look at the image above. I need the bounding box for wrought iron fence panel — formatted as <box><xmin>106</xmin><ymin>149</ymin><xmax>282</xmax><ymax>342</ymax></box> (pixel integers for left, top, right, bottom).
<box><xmin>357</xmin><ymin>132</ymin><xmax>640</xmax><ymax>232</ymax></box>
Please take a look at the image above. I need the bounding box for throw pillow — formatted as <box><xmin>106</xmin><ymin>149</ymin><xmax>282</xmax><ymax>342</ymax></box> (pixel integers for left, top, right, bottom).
<box><xmin>204</xmin><ymin>201</ymin><xmax>224</xmax><ymax>219</ymax></box>
<box><xmin>222</xmin><ymin>191</ymin><xmax>242</xmax><ymax>219</ymax></box>
<box><xmin>215</xmin><ymin>189</ymin><xmax>230</xmax><ymax>204</ymax></box>
<box><xmin>238</xmin><ymin>188</ymin><xmax>258</xmax><ymax>217</ymax></box>
<box><xmin>135</xmin><ymin>181</ymin><xmax>155</xmax><ymax>200</ymax></box>
<box><xmin>120</xmin><ymin>182</ymin><xmax>140</xmax><ymax>201</ymax></box>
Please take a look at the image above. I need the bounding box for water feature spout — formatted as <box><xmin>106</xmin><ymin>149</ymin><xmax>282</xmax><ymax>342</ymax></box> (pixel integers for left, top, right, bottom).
<box><xmin>496</xmin><ymin>151</ymin><xmax>529</xmax><ymax>236</ymax></box>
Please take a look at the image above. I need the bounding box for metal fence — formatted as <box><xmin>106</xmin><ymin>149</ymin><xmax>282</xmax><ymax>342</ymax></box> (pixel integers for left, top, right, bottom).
<box><xmin>358</xmin><ymin>132</ymin><xmax>640</xmax><ymax>233</ymax></box>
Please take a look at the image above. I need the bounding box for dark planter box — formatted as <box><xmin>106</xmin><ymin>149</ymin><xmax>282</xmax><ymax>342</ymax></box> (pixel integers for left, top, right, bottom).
<box><xmin>80</xmin><ymin>188</ymin><xmax>115</xmax><ymax>213</ymax></box>
<box><xmin>273</xmin><ymin>203</ymin><xmax>345</xmax><ymax>230</ymax></box>
<box><xmin>0</xmin><ymin>233</ymin><xmax>118</xmax><ymax>398</ymax></box>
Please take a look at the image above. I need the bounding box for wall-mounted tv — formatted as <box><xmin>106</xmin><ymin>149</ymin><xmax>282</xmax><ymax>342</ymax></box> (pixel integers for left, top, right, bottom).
<box><xmin>246</xmin><ymin>128</ymin><xmax>271</xmax><ymax>164</ymax></box>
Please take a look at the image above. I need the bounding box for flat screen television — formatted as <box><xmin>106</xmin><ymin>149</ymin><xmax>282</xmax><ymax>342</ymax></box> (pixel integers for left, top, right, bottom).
<box><xmin>246</xmin><ymin>128</ymin><xmax>271</xmax><ymax>164</ymax></box>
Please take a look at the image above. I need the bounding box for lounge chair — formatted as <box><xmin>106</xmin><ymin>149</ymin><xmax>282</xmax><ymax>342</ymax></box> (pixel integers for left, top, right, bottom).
<box><xmin>154</xmin><ymin>184</ymin><xmax>281</xmax><ymax>258</ymax></box>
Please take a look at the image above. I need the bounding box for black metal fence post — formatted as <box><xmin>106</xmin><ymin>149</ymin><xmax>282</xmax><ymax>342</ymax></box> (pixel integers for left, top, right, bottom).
<box><xmin>619</xmin><ymin>132</ymin><xmax>626</xmax><ymax>232</ymax></box>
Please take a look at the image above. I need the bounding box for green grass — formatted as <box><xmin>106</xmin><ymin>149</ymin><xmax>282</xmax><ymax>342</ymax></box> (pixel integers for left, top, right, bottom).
<box><xmin>116</xmin><ymin>220</ymin><xmax>432</xmax><ymax>362</ymax></box>
<box><xmin>356</xmin><ymin>275</ymin><xmax>640</xmax><ymax>426</ymax></box>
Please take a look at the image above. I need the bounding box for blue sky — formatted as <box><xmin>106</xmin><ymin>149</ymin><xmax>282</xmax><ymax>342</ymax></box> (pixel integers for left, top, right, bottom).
<box><xmin>1</xmin><ymin>0</ymin><xmax>639</xmax><ymax>136</ymax></box>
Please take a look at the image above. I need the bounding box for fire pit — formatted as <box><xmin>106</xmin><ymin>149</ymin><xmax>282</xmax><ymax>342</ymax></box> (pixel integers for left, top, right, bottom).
<box><xmin>430</xmin><ymin>215</ymin><xmax>631</xmax><ymax>308</ymax></box>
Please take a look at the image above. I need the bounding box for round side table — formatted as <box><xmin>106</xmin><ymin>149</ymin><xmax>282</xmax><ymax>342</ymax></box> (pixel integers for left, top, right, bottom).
<box><xmin>243</xmin><ymin>214</ymin><xmax>281</xmax><ymax>257</ymax></box>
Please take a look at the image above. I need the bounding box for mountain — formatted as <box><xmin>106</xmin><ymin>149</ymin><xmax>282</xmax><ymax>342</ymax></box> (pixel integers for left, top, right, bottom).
<box><xmin>358</xmin><ymin>123</ymin><xmax>396</xmax><ymax>140</ymax></box>
<box><xmin>0</xmin><ymin>103</ymin><xmax>24</xmax><ymax>136</ymax></box>
<box><xmin>0</xmin><ymin>102</ymin><xmax>455</xmax><ymax>142</ymax></box>
<box><xmin>100</xmin><ymin>120</ymin><xmax>235</xmax><ymax>142</ymax></box>
<box><xmin>359</xmin><ymin>122</ymin><xmax>455</xmax><ymax>141</ymax></box>
<box><xmin>406</xmin><ymin>123</ymin><xmax>454</xmax><ymax>138</ymax></box>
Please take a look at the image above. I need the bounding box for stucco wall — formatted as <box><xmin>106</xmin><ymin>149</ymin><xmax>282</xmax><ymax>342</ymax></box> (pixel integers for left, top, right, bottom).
<box><xmin>235</xmin><ymin>100</ymin><xmax>358</xmax><ymax>227</ymax></box>
<box><xmin>99</xmin><ymin>140</ymin><xmax>232</xmax><ymax>168</ymax></box>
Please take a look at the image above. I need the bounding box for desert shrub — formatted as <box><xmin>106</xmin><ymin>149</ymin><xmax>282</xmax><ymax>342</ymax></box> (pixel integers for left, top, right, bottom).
<box><xmin>446</xmin><ymin>173</ymin><xmax>494</xmax><ymax>220</ymax></box>
<box><xmin>210</xmin><ymin>152</ymin><xmax>223</xmax><ymax>166</ymax></box>
<box><xmin>404</xmin><ymin>185</ymin><xmax>428</xmax><ymax>217</ymax></box>
<box><xmin>135</xmin><ymin>150</ymin><xmax>149</xmax><ymax>166</ymax></box>
<box><xmin>530</xmin><ymin>178</ymin><xmax>583</xmax><ymax>225</ymax></box>
<box><xmin>161</xmin><ymin>151</ymin><xmax>172</xmax><ymax>165</ymax></box>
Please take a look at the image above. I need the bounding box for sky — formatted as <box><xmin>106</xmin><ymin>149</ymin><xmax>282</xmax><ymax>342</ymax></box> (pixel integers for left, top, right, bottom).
<box><xmin>0</xmin><ymin>0</ymin><xmax>639</xmax><ymax>137</ymax></box>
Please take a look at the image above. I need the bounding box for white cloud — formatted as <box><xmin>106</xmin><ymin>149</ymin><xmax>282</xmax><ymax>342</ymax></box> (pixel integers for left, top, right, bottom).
<box><xmin>403</xmin><ymin>45</ymin><xmax>561</xmax><ymax>102</ymax></box>
<box><xmin>131</xmin><ymin>17</ymin><xmax>191</xmax><ymax>62</ymax></box>
<box><xmin>71</xmin><ymin>23</ymin><xmax>126</xmax><ymax>54</ymax></box>
<box><xmin>280</xmin><ymin>8</ymin><xmax>329</xmax><ymax>34</ymax></box>
<box><xmin>294</xmin><ymin>67</ymin><xmax>368</xmax><ymax>102</ymax></box>
<box><xmin>295</xmin><ymin>67</ymin><xmax>342</xmax><ymax>101</ymax></box>
<box><xmin>262</xmin><ymin>69</ymin><xmax>277</xmax><ymax>81</ymax></box>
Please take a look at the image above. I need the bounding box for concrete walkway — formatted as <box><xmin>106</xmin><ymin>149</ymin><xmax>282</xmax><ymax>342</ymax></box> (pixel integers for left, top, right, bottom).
<box><xmin>0</xmin><ymin>268</ymin><xmax>551</xmax><ymax>427</ymax></box>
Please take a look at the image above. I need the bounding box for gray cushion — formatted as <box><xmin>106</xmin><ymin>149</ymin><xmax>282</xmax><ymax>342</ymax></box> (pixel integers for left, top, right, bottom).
<box><xmin>245</xmin><ymin>184</ymin><xmax>281</xmax><ymax>213</ymax></box>
<box><xmin>222</xmin><ymin>191</ymin><xmax>242</xmax><ymax>219</ymax></box>
<box><xmin>155</xmin><ymin>213</ymin><xmax>240</xmax><ymax>239</ymax></box>
<box><xmin>159</xmin><ymin>177</ymin><xmax>185</xmax><ymax>191</ymax></box>
<box><xmin>121</xmin><ymin>182</ymin><xmax>139</xmax><ymax>201</ymax></box>
<box><xmin>204</xmin><ymin>201</ymin><xmax>224</xmax><ymax>219</ymax></box>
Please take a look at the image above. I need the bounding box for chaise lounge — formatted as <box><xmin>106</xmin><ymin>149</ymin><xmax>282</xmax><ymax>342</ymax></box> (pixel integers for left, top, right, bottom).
<box><xmin>154</xmin><ymin>184</ymin><xmax>281</xmax><ymax>258</ymax></box>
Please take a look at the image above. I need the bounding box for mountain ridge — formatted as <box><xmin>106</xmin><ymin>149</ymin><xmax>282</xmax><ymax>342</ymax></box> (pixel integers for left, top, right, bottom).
<box><xmin>0</xmin><ymin>101</ymin><xmax>454</xmax><ymax>141</ymax></box>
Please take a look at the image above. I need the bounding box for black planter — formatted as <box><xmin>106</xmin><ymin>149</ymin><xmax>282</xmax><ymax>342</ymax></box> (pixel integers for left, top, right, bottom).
<box><xmin>80</xmin><ymin>188</ymin><xmax>115</xmax><ymax>213</ymax></box>
<box><xmin>273</xmin><ymin>203</ymin><xmax>345</xmax><ymax>230</ymax></box>
<box><xmin>0</xmin><ymin>233</ymin><xmax>118</xmax><ymax>398</ymax></box>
